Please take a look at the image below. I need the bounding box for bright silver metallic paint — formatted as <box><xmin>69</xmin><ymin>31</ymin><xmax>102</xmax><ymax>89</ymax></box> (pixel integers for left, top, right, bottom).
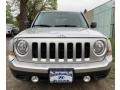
<box><xmin>8</xmin><ymin>11</ymin><xmax>112</xmax><ymax>76</ymax></box>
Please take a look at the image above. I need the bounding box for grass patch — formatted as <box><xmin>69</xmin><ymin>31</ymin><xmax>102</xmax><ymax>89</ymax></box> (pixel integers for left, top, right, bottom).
<box><xmin>107</xmin><ymin>36</ymin><xmax>115</xmax><ymax>80</ymax></box>
<box><xmin>107</xmin><ymin>62</ymin><xmax>115</xmax><ymax>80</ymax></box>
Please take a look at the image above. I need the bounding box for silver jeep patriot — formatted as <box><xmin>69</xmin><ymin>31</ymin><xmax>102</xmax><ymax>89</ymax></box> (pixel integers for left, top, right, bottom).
<box><xmin>8</xmin><ymin>11</ymin><xmax>112</xmax><ymax>83</ymax></box>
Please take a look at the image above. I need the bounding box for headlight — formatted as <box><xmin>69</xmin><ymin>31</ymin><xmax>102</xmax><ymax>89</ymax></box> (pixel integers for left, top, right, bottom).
<box><xmin>93</xmin><ymin>40</ymin><xmax>105</xmax><ymax>55</ymax></box>
<box><xmin>16</xmin><ymin>40</ymin><xmax>29</xmax><ymax>55</ymax></box>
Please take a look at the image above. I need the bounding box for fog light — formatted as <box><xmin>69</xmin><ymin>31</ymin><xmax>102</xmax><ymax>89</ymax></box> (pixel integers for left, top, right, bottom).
<box><xmin>31</xmin><ymin>76</ymin><xmax>39</xmax><ymax>83</ymax></box>
<box><xmin>83</xmin><ymin>76</ymin><xmax>91</xmax><ymax>82</ymax></box>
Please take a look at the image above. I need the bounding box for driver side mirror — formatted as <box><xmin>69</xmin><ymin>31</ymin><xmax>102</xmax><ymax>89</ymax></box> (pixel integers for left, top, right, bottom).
<box><xmin>90</xmin><ymin>22</ymin><xmax>97</xmax><ymax>28</ymax></box>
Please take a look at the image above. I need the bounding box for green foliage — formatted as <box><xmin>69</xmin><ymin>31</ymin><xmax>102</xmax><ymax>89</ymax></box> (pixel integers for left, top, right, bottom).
<box><xmin>27</xmin><ymin>0</ymin><xmax>57</xmax><ymax>24</ymax></box>
<box><xmin>6</xmin><ymin>1</ymin><xmax>19</xmax><ymax>26</ymax></box>
<box><xmin>49</xmin><ymin>0</ymin><xmax>57</xmax><ymax>10</ymax></box>
<box><xmin>6</xmin><ymin>0</ymin><xmax>57</xmax><ymax>29</ymax></box>
<box><xmin>27</xmin><ymin>0</ymin><xmax>42</xmax><ymax>23</ymax></box>
<box><xmin>6</xmin><ymin>1</ymin><xmax>14</xmax><ymax>24</ymax></box>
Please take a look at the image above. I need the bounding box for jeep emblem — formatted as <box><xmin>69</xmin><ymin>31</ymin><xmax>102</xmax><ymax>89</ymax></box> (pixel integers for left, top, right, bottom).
<box><xmin>58</xmin><ymin>34</ymin><xmax>66</xmax><ymax>37</ymax></box>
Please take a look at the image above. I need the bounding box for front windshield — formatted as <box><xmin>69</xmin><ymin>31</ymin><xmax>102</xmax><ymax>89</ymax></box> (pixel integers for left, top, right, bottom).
<box><xmin>33</xmin><ymin>12</ymin><xmax>88</xmax><ymax>28</ymax></box>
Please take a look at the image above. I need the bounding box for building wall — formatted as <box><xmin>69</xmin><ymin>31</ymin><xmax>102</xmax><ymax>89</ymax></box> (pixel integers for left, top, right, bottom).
<box><xmin>85</xmin><ymin>1</ymin><xmax>114</xmax><ymax>38</ymax></box>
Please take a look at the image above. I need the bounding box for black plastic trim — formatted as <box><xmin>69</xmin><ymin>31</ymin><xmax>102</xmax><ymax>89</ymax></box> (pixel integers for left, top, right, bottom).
<box><xmin>10</xmin><ymin>68</ymin><xmax>111</xmax><ymax>82</ymax></box>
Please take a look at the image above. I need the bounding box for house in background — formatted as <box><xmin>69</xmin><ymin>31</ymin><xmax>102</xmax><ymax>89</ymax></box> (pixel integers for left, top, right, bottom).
<box><xmin>85</xmin><ymin>0</ymin><xmax>115</xmax><ymax>38</ymax></box>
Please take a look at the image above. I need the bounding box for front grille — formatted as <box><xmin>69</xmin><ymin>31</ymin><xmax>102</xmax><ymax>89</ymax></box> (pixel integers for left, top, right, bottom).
<box><xmin>32</xmin><ymin>42</ymin><xmax>90</xmax><ymax>63</ymax></box>
<box><xmin>32</xmin><ymin>43</ymin><xmax>38</xmax><ymax>58</ymax></box>
<box><xmin>84</xmin><ymin>43</ymin><xmax>90</xmax><ymax>58</ymax></box>
<box><xmin>41</xmin><ymin>43</ymin><xmax>47</xmax><ymax>58</ymax></box>
<box><xmin>58</xmin><ymin>43</ymin><xmax>64</xmax><ymax>59</ymax></box>
<box><xmin>67</xmin><ymin>43</ymin><xmax>73</xmax><ymax>59</ymax></box>
<box><xmin>50</xmin><ymin>43</ymin><xmax>55</xmax><ymax>59</ymax></box>
<box><xmin>76</xmin><ymin>43</ymin><xmax>82</xmax><ymax>58</ymax></box>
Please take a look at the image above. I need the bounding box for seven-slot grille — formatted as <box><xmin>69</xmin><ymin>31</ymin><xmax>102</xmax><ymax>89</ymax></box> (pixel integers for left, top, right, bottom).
<box><xmin>32</xmin><ymin>42</ymin><xmax>90</xmax><ymax>63</ymax></box>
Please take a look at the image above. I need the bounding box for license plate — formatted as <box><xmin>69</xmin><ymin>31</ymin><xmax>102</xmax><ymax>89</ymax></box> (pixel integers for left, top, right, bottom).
<box><xmin>49</xmin><ymin>70</ymin><xmax>73</xmax><ymax>83</ymax></box>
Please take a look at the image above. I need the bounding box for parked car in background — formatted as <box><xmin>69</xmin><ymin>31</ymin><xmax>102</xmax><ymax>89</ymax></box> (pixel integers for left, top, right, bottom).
<box><xmin>6</xmin><ymin>24</ymin><xmax>19</xmax><ymax>36</ymax></box>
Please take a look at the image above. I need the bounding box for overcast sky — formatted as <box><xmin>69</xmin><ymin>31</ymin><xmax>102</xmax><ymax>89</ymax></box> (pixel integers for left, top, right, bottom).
<box><xmin>57</xmin><ymin>0</ymin><xmax>111</xmax><ymax>12</ymax></box>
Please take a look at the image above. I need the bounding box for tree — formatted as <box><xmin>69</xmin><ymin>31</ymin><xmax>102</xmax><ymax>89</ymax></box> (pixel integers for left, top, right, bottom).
<box><xmin>48</xmin><ymin>0</ymin><xmax>57</xmax><ymax>10</ymax></box>
<box><xmin>19</xmin><ymin>0</ymin><xmax>29</xmax><ymax>30</ymax></box>
<box><xmin>27</xmin><ymin>0</ymin><xmax>57</xmax><ymax>24</ymax></box>
<box><xmin>11</xmin><ymin>0</ymin><xmax>57</xmax><ymax>31</ymax></box>
<box><xmin>6</xmin><ymin>1</ymin><xmax>14</xmax><ymax>24</ymax></box>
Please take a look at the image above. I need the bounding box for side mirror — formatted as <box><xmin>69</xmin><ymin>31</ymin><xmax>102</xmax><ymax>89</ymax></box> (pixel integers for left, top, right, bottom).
<box><xmin>90</xmin><ymin>22</ymin><xmax>97</xmax><ymax>28</ymax></box>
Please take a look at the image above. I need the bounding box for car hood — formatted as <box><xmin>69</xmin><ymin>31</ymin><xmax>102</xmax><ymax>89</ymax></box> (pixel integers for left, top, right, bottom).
<box><xmin>15</xmin><ymin>27</ymin><xmax>106</xmax><ymax>38</ymax></box>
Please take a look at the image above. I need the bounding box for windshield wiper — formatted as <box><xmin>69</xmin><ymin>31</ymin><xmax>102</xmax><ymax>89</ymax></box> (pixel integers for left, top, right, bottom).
<box><xmin>33</xmin><ymin>24</ymin><xmax>52</xmax><ymax>27</ymax></box>
<box><xmin>54</xmin><ymin>25</ymin><xmax>78</xmax><ymax>27</ymax></box>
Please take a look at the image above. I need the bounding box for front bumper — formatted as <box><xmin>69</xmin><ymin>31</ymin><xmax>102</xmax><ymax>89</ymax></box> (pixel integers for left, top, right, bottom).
<box><xmin>9</xmin><ymin>55</ymin><xmax>112</xmax><ymax>74</ymax></box>
<box><xmin>10</xmin><ymin>68</ymin><xmax>110</xmax><ymax>81</ymax></box>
